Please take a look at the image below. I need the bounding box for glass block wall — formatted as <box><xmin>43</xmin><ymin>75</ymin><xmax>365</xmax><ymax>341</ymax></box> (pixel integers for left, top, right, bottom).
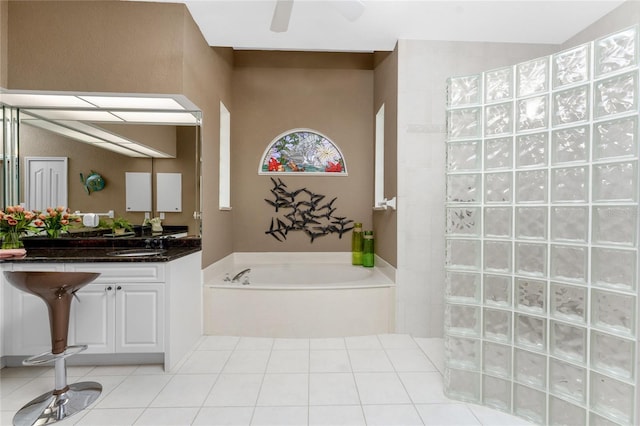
<box><xmin>444</xmin><ymin>26</ymin><xmax>639</xmax><ymax>425</ymax></box>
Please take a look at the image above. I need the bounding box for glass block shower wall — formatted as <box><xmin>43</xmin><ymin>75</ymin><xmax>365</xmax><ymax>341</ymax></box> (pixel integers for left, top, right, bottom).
<box><xmin>444</xmin><ymin>26</ymin><xmax>639</xmax><ymax>425</ymax></box>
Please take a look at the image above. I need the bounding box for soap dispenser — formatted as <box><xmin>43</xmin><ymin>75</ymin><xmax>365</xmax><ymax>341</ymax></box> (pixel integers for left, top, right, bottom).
<box><xmin>362</xmin><ymin>230</ymin><xmax>374</xmax><ymax>267</ymax></box>
<box><xmin>351</xmin><ymin>222</ymin><xmax>363</xmax><ymax>265</ymax></box>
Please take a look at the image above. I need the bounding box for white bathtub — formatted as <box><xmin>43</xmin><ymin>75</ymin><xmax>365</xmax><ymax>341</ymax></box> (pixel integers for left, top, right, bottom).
<box><xmin>203</xmin><ymin>252</ymin><xmax>396</xmax><ymax>338</ymax></box>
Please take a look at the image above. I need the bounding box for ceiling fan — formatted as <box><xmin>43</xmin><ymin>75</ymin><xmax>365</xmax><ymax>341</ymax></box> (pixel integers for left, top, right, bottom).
<box><xmin>270</xmin><ymin>0</ymin><xmax>365</xmax><ymax>33</ymax></box>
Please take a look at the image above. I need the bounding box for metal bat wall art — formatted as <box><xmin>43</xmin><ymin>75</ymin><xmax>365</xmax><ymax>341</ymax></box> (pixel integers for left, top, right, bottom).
<box><xmin>264</xmin><ymin>178</ymin><xmax>353</xmax><ymax>243</ymax></box>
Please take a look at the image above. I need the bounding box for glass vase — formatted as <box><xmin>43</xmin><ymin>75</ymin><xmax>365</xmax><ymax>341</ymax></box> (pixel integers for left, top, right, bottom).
<box><xmin>47</xmin><ymin>228</ymin><xmax>61</xmax><ymax>239</ymax></box>
<box><xmin>2</xmin><ymin>230</ymin><xmax>24</xmax><ymax>249</ymax></box>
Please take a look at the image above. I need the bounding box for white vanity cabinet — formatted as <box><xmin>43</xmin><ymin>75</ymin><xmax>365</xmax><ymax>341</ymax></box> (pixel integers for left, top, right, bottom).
<box><xmin>68</xmin><ymin>283</ymin><xmax>164</xmax><ymax>354</ymax></box>
<box><xmin>65</xmin><ymin>263</ymin><xmax>165</xmax><ymax>354</ymax></box>
<box><xmin>1</xmin><ymin>252</ymin><xmax>201</xmax><ymax>371</ymax></box>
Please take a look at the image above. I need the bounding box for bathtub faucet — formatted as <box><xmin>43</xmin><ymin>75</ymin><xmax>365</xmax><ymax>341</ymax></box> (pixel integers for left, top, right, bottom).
<box><xmin>231</xmin><ymin>268</ymin><xmax>251</xmax><ymax>284</ymax></box>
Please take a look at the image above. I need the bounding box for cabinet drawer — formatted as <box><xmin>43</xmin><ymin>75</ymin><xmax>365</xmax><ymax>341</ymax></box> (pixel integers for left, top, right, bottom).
<box><xmin>65</xmin><ymin>263</ymin><xmax>165</xmax><ymax>283</ymax></box>
<box><xmin>10</xmin><ymin>263</ymin><xmax>65</xmax><ymax>272</ymax></box>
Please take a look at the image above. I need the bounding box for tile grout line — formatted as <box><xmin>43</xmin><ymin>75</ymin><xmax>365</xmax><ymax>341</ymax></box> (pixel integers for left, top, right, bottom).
<box><xmin>189</xmin><ymin>336</ymin><xmax>240</xmax><ymax>426</ymax></box>
<box><xmin>382</xmin><ymin>335</ymin><xmax>427</xmax><ymax>426</ymax></box>
<box><xmin>414</xmin><ymin>338</ymin><xmax>445</xmax><ymax>377</ymax></box>
<box><xmin>342</xmin><ymin>337</ymin><xmax>368</xmax><ymax>425</ymax></box>
<box><xmin>82</xmin><ymin>363</ymin><xmax>144</xmax><ymax>422</ymax></box>
<box><xmin>164</xmin><ymin>335</ymin><xmax>239</xmax><ymax>426</ymax></box>
<box><xmin>307</xmin><ymin>338</ymin><xmax>311</xmax><ymax>426</ymax></box>
<box><xmin>247</xmin><ymin>337</ymin><xmax>275</xmax><ymax>425</ymax></box>
<box><xmin>0</xmin><ymin>370</ymin><xmax>41</xmax><ymax>403</ymax></box>
<box><xmin>408</xmin><ymin>336</ymin><xmax>437</xmax><ymax>425</ymax></box>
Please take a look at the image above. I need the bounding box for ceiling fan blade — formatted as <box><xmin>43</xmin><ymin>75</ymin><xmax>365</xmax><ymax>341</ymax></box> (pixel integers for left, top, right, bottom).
<box><xmin>270</xmin><ymin>0</ymin><xmax>294</xmax><ymax>33</ymax></box>
<box><xmin>330</xmin><ymin>0</ymin><xmax>365</xmax><ymax>22</ymax></box>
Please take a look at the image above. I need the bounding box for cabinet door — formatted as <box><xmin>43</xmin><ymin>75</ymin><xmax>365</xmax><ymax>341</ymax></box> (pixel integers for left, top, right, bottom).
<box><xmin>115</xmin><ymin>284</ymin><xmax>164</xmax><ymax>353</ymax></box>
<box><xmin>69</xmin><ymin>284</ymin><xmax>115</xmax><ymax>353</ymax></box>
<box><xmin>8</xmin><ymin>291</ymin><xmax>51</xmax><ymax>355</ymax></box>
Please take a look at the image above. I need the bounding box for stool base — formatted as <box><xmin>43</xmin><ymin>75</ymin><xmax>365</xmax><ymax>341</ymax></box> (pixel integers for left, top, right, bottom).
<box><xmin>12</xmin><ymin>381</ymin><xmax>102</xmax><ymax>426</ymax></box>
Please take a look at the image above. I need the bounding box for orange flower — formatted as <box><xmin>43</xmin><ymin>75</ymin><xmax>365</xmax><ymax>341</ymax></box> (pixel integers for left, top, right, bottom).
<box><xmin>36</xmin><ymin>206</ymin><xmax>80</xmax><ymax>238</ymax></box>
<box><xmin>0</xmin><ymin>205</ymin><xmax>39</xmax><ymax>247</ymax></box>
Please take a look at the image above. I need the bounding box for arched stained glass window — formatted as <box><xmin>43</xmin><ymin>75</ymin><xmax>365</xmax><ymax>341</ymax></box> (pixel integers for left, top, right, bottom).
<box><xmin>258</xmin><ymin>129</ymin><xmax>348</xmax><ymax>175</ymax></box>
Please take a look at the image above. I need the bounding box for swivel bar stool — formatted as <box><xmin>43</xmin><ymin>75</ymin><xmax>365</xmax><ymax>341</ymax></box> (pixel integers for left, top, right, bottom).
<box><xmin>4</xmin><ymin>271</ymin><xmax>102</xmax><ymax>426</ymax></box>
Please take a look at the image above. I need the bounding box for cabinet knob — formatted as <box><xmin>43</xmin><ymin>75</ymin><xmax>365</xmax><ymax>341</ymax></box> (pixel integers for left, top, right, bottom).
<box><xmin>117</xmin><ymin>286</ymin><xmax>122</xmax><ymax>291</ymax></box>
<box><xmin>105</xmin><ymin>286</ymin><xmax>113</xmax><ymax>292</ymax></box>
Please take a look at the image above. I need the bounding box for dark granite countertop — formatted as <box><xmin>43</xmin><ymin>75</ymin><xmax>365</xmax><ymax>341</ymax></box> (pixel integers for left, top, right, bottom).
<box><xmin>2</xmin><ymin>226</ymin><xmax>202</xmax><ymax>263</ymax></box>
<box><xmin>11</xmin><ymin>245</ymin><xmax>201</xmax><ymax>263</ymax></box>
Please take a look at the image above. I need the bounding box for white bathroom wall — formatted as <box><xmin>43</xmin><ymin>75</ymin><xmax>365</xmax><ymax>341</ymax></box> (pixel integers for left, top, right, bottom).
<box><xmin>395</xmin><ymin>40</ymin><xmax>555</xmax><ymax>337</ymax></box>
<box><xmin>561</xmin><ymin>0</ymin><xmax>640</xmax><ymax>48</ymax></box>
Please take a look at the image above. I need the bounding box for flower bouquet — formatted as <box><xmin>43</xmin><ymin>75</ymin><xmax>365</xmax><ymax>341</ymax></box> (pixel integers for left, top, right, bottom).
<box><xmin>0</xmin><ymin>205</ymin><xmax>38</xmax><ymax>250</ymax></box>
<box><xmin>33</xmin><ymin>206</ymin><xmax>82</xmax><ymax>238</ymax></box>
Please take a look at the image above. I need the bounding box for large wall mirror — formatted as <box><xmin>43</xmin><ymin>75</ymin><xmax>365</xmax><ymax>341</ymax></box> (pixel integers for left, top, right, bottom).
<box><xmin>0</xmin><ymin>89</ymin><xmax>202</xmax><ymax>237</ymax></box>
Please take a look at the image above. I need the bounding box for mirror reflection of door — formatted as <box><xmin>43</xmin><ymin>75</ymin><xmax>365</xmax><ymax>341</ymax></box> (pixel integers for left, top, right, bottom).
<box><xmin>24</xmin><ymin>157</ymin><xmax>68</xmax><ymax>211</ymax></box>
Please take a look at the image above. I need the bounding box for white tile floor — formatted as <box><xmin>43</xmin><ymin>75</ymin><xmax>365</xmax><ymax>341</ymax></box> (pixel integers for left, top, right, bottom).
<box><xmin>0</xmin><ymin>335</ymin><xmax>531</xmax><ymax>425</ymax></box>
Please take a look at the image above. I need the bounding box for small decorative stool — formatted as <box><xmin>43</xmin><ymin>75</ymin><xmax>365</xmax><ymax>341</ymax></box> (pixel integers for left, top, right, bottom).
<box><xmin>4</xmin><ymin>271</ymin><xmax>102</xmax><ymax>426</ymax></box>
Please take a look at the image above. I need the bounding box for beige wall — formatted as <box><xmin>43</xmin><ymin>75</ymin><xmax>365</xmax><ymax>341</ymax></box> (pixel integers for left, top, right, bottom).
<box><xmin>373</xmin><ymin>49</ymin><xmax>399</xmax><ymax>266</ymax></box>
<box><xmin>180</xmin><ymin>9</ymin><xmax>234</xmax><ymax>265</ymax></box>
<box><xmin>231</xmin><ymin>51</ymin><xmax>375</xmax><ymax>252</ymax></box>
<box><xmin>7</xmin><ymin>1</ymin><xmax>184</xmax><ymax>93</ymax></box>
<box><xmin>0</xmin><ymin>0</ymin><xmax>7</xmax><ymax>87</ymax></box>
<box><xmin>4</xmin><ymin>1</ymin><xmax>234</xmax><ymax>267</ymax></box>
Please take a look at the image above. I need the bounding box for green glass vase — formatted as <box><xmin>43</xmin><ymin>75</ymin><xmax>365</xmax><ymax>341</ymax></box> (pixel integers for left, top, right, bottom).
<box><xmin>47</xmin><ymin>228</ymin><xmax>61</xmax><ymax>239</ymax></box>
<box><xmin>2</xmin><ymin>230</ymin><xmax>24</xmax><ymax>249</ymax></box>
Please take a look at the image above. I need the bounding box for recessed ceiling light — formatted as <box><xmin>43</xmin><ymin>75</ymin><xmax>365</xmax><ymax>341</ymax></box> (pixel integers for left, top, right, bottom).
<box><xmin>23</xmin><ymin>109</ymin><xmax>123</xmax><ymax>122</ymax></box>
<box><xmin>0</xmin><ymin>93</ymin><xmax>95</xmax><ymax>108</ymax></box>
<box><xmin>21</xmin><ymin>118</ymin><xmax>106</xmax><ymax>145</ymax></box>
<box><xmin>78</xmin><ymin>95</ymin><xmax>185</xmax><ymax>110</ymax></box>
<box><xmin>124</xmin><ymin>144</ymin><xmax>174</xmax><ymax>158</ymax></box>
<box><xmin>57</xmin><ymin>121</ymin><xmax>143</xmax><ymax>146</ymax></box>
<box><xmin>89</xmin><ymin>142</ymin><xmax>150</xmax><ymax>157</ymax></box>
<box><xmin>111</xmin><ymin>111</ymin><xmax>200</xmax><ymax>124</ymax></box>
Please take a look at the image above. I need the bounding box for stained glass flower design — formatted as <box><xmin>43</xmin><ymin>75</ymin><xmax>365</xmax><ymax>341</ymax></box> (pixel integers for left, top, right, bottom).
<box><xmin>260</xmin><ymin>130</ymin><xmax>346</xmax><ymax>174</ymax></box>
